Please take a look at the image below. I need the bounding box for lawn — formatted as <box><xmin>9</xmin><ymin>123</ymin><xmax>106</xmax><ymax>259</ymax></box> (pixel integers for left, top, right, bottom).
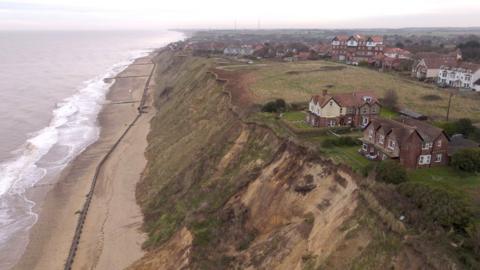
<box><xmin>380</xmin><ymin>107</ymin><xmax>399</xmax><ymax>119</ymax></box>
<box><xmin>408</xmin><ymin>167</ymin><xmax>480</xmax><ymax>193</ymax></box>
<box><xmin>408</xmin><ymin>167</ymin><xmax>480</xmax><ymax>217</ymax></box>
<box><xmin>281</xmin><ymin>111</ymin><xmax>306</xmax><ymax>121</ymax></box>
<box><xmin>325</xmin><ymin>146</ymin><xmax>372</xmax><ymax>173</ymax></box>
<box><xmin>242</xmin><ymin>60</ymin><xmax>480</xmax><ymax>122</ymax></box>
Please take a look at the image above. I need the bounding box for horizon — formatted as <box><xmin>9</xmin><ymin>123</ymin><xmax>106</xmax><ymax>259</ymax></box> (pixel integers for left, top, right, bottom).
<box><xmin>1</xmin><ymin>0</ymin><xmax>480</xmax><ymax>30</ymax></box>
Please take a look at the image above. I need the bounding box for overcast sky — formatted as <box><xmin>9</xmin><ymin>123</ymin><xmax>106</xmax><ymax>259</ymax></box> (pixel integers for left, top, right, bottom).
<box><xmin>1</xmin><ymin>0</ymin><xmax>480</xmax><ymax>30</ymax></box>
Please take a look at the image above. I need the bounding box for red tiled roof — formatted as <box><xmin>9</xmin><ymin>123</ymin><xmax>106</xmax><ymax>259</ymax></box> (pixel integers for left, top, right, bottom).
<box><xmin>311</xmin><ymin>91</ymin><xmax>379</xmax><ymax>108</ymax></box>
<box><xmin>367</xmin><ymin>117</ymin><xmax>446</xmax><ymax>143</ymax></box>
<box><xmin>370</xmin><ymin>36</ymin><xmax>384</xmax><ymax>43</ymax></box>
<box><xmin>417</xmin><ymin>52</ymin><xmax>458</xmax><ymax>69</ymax></box>
<box><xmin>333</xmin><ymin>35</ymin><xmax>349</xmax><ymax>41</ymax></box>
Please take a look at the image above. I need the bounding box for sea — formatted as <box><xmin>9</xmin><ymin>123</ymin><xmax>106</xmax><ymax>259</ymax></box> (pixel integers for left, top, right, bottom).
<box><xmin>0</xmin><ymin>30</ymin><xmax>184</xmax><ymax>268</ymax></box>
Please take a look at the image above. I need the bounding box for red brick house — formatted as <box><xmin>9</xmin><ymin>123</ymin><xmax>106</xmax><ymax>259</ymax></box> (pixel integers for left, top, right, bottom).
<box><xmin>331</xmin><ymin>34</ymin><xmax>384</xmax><ymax>64</ymax></box>
<box><xmin>306</xmin><ymin>90</ymin><xmax>380</xmax><ymax>128</ymax></box>
<box><xmin>360</xmin><ymin>118</ymin><xmax>449</xmax><ymax>169</ymax></box>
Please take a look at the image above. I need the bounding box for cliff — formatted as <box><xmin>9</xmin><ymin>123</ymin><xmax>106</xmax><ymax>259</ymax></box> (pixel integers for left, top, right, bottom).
<box><xmin>128</xmin><ymin>50</ymin><xmax>467</xmax><ymax>269</ymax></box>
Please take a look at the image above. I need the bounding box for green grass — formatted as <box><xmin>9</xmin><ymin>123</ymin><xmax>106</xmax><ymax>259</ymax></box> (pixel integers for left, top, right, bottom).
<box><xmin>325</xmin><ymin>146</ymin><xmax>372</xmax><ymax>172</ymax></box>
<box><xmin>246</xmin><ymin>60</ymin><xmax>480</xmax><ymax>122</ymax></box>
<box><xmin>408</xmin><ymin>167</ymin><xmax>480</xmax><ymax>192</ymax></box>
<box><xmin>408</xmin><ymin>167</ymin><xmax>480</xmax><ymax>218</ymax></box>
<box><xmin>380</xmin><ymin>107</ymin><xmax>399</xmax><ymax>119</ymax></box>
<box><xmin>282</xmin><ymin>111</ymin><xmax>306</xmax><ymax>121</ymax></box>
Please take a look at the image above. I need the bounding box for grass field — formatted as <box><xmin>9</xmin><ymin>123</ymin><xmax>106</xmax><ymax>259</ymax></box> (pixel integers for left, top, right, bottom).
<box><xmin>408</xmin><ymin>167</ymin><xmax>480</xmax><ymax>217</ymax></box>
<box><xmin>227</xmin><ymin>60</ymin><xmax>480</xmax><ymax>122</ymax></box>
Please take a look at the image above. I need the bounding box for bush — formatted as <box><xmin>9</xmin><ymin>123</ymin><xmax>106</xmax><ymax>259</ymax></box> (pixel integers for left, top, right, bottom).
<box><xmin>360</xmin><ymin>162</ymin><xmax>376</xmax><ymax>177</ymax></box>
<box><xmin>437</xmin><ymin>118</ymin><xmax>477</xmax><ymax>138</ymax></box>
<box><xmin>451</xmin><ymin>148</ymin><xmax>480</xmax><ymax>172</ymax></box>
<box><xmin>398</xmin><ymin>182</ymin><xmax>473</xmax><ymax>230</ymax></box>
<box><xmin>261</xmin><ymin>99</ymin><xmax>287</xmax><ymax>113</ymax></box>
<box><xmin>383</xmin><ymin>89</ymin><xmax>399</xmax><ymax>110</ymax></box>
<box><xmin>375</xmin><ymin>160</ymin><xmax>407</xmax><ymax>184</ymax></box>
<box><xmin>321</xmin><ymin>136</ymin><xmax>360</xmax><ymax>148</ymax></box>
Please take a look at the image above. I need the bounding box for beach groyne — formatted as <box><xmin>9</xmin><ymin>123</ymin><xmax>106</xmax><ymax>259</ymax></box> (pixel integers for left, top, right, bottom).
<box><xmin>63</xmin><ymin>56</ymin><xmax>157</xmax><ymax>270</ymax></box>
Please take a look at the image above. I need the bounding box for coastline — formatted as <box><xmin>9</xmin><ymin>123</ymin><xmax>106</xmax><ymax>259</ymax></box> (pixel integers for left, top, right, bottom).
<box><xmin>13</xmin><ymin>53</ymin><xmax>157</xmax><ymax>270</ymax></box>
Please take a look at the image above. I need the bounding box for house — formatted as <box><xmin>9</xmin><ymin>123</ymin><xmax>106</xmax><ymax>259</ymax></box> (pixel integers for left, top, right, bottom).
<box><xmin>376</xmin><ymin>47</ymin><xmax>413</xmax><ymax>70</ymax></box>
<box><xmin>330</xmin><ymin>34</ymin><xmax>384</xmax><ymax>64</ymax></box>
<box><xmin>223</xmin><ymin>45</ymin><xmax>254</xmax><ymax>56</ymax></box>
<box><xmin>411</xmin><ymin>51</ymin><xmax>461</xmax><ymax>81</ymax></box>
<box><xmin>360</xmin><ymin>118</ymin><xmax>449</xmax><ymax>169</ymax></box>
<box><xmin>437</xmin><ymin>62</ymin><xmax>480</xmax><ymax>90</ymax></box>
<box><xmin>306</xmin><ymin>90</ymin><xmax>380</xmax><ymax>128</ymax></box>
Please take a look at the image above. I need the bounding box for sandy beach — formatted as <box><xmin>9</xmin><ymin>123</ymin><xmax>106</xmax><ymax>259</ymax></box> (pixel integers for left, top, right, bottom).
<box><xmin>13</xmin><ymin>54</ymin><xmax>156</xmax><ymax>270</ymax></box>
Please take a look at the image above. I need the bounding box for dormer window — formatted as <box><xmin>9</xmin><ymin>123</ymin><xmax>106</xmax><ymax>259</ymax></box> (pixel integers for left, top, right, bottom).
<box><xmin>363</xmin><ymin>96</ymin><xmax>372</xmax><ymax>102</ymax></box>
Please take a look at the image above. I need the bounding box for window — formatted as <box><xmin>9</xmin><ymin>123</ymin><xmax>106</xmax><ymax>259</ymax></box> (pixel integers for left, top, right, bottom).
<box><xmin>340</xmin><ymin>108</ymin><xmax>343</xmax><ymax>114</ymax></box>
<box><xmin>368</xmin><ymin>129</ymin><xmax>374</xmax><ymax>140</ymax></box>
<box><xmin>421</xmin><ymin>142</ymin><xmax>432</xmax><ymax>150</ymax></box>
<box><xmin>388</xmin><ymin>140</ymin><xmax>396</xmax><ymax>150</ymax></box>
<box><xmin>378</xmin><ymin>134</ymin><xmax>385</xmax><ymax>144</ymax></box>
<box><xmin>442</xmin><ymin>71</ymin><xmax>447</xmax><ymax>77</ymax></box>
<box><xmin>329</xmin><ymin>101</ymin><xmax>333</xmax><ymax>106</ymax></box>
<box><xmin>362</xmin><ymin>143</ymin><xmax>368</xmax><ymax>151</ymax></box>
<box><xmin>437</xmin><ymin>140</ymin><xmax>442</xmax><ymax>148</ymax></box>
<box><xmin>435</xmin><ymin>154</ymin><xmax>442</xmax><ymax>162</ymax></box>
<box><xmin>418</xmin><ymin>155</ymin><xmax>431</xmax><ymax>165</ymax></box>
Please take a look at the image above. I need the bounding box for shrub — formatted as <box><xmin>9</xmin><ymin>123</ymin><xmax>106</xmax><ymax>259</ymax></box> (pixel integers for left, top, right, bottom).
<box><xmin>375</xmin><ymin>160</ymin><xmax>407</xmax><ymax>184</ymax></box>
<box><xmin>398</xmin><ymin>182</ymin><xmax>473</xmax><ymax>230</ymax></box>
<box><xmin>261</xmin><ymin>99</ymin><xmax>287</xmax><ymax>113</ymax></box>
<box><xmin>360</xmin><ymin>162</ymin><xmax>376</xmax><ymax>177</ymax></box>
<box><xmin>451</xmin><ymin>148</ymin><xmax>480</xmax><ymax>172</ymax></box>
<box><xmin>383</xmin><ymin>89</ymin><xmax>399</xmax><ymax>110</ymax></box>
<box><xmin>321</xmin><ymin>136</ymin><xmax>360</xmax><ymax>148</ymax></box>
<box><xmin>437</xmin><ymin>118</ymin><xmax>477</xmax><ymax>138</ymax></box>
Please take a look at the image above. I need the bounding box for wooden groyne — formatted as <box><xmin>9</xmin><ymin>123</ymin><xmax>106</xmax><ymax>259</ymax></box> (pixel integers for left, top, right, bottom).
<box><xmin>63</xmin><ymin>58</ymin><xmax>156</xmax><ymax>270</ymax></box>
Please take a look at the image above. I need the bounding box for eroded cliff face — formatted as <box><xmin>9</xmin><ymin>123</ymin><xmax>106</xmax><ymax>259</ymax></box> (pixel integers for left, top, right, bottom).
<box><xmin>130</xmin><ymin>50</ymin><xmax>460</xmax><ymax>270</ymax></box>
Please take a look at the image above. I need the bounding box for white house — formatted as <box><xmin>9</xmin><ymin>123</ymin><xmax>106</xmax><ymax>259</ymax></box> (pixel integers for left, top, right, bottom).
<box><xmin>412</xmin><ymin>51</ymin><xmax>460</xmax><ymax>81</ymax></box>
<box><xmin>437</xmin><ymin>62</ymin><xmax>480</xmax><ymax>90</ymax></box>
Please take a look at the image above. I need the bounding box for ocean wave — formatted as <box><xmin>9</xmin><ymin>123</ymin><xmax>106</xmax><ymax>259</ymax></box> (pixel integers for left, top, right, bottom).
<box><xmin>0</xmin><ymin>47</ymin><xmax>153</xmax><ymax>268</ymax></box>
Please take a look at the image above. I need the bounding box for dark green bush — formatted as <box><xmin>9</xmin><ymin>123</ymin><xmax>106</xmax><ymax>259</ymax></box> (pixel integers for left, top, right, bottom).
<box><xmin>398</xmin><ymin>182</ymin><xmax>473</xmax><ymax>230</ymax></box>
<box><xmin>261</xmin><ymin>99</ymin><xmax>287</xmax><ymax>113</ymax></box>
<box><xmin>451</xmin><ymin>148</ymin><xmax>480</xmax><ymax>172</ymax></box>
<box><xmin>437</xmin><ymin>118</ymin><xmax>477</xmax><ymax>138</ymax></box>
<box><xmin>321</xmin><ymin>136</ymin><xmax>360</xmax><ymax>148</ymax></box>
<box><xmin>360</xmin><ymin>162</ymin><xmax>376</xmax><ymax>177</ymax></box>
<box><xmin>375</xmin><ymin>160</ymin><xmax>407</xmax><ymax>184</ymax></box>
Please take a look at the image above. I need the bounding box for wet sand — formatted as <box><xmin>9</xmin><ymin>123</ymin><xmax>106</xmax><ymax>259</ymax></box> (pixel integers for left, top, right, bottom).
<box><xmin>13</xmin><ymin>55</ymin><xmax>156</xmax><ymax>270</ymax></box>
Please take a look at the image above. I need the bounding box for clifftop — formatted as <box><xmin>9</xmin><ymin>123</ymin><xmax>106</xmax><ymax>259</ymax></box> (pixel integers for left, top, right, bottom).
<box><xmin>129</xmin><ymin>50</ymin><xmax>476</xmax><ymax>269</ymax></box>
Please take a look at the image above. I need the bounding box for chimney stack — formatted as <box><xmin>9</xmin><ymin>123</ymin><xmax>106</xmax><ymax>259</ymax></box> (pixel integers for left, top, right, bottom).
<box><xmin>322</xmin><ymin>89</ymin><xmax>328</xmax><ymax>96</ymax></box>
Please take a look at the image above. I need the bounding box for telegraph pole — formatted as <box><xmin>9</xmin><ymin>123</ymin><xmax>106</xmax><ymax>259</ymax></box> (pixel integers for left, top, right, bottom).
<box><xmin>446</xmin><ymin>92</ymin><xmax>453</xmax><ymax>121</ymax></box>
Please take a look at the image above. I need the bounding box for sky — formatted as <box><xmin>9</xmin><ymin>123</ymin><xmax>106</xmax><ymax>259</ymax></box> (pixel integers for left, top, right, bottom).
<box><xmin>1</xmin><ymin>0</ymin><xmax>480</xmax><ymax>30</ymax></box>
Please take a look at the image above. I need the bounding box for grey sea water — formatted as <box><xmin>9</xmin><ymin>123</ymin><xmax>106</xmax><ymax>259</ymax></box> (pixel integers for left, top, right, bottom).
<box><xmin>0</xmin><ymin>30</ymin><xmax>184</xmax><ymax>269</ymax></box>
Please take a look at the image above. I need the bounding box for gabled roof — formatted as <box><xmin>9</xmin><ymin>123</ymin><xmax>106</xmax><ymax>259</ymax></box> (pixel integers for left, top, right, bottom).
<box><xmin>332</xmin><ymin>35</ymin><xmax>349</xmax><ymax>42</ymax></box>
<box><xmin>311</xmin><ymin>91</ymin><xmax>379</xmax><ymax>108</ymax></box>
<box><xmin>366</xmin><ymin>117</ymin><xmax>447</xmax><ymax>144</ymax></box>
<box><xmin>366</xmin><ymin>118</ymin><xmax>416</xmax><ymax>144</ymax></box>
<box><xmin>416</xmin><ymin>52</ymin><xmax>458</xmax><ymax>69</ymax></box>
<box><xmin>400</xmin><ymin>118</ymin><xmax>446</xmax><ymax>142</ymax></box>
<box><xmin>474</xmin><ymin>78</ymin><xmax>480</xmax><ymax>85</ymax></box>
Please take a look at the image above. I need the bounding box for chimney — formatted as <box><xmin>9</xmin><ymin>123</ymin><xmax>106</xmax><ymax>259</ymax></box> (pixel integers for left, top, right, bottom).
<box><xmin>322</xmin><ymin>89</ymin><xmax>328</xmax><ymax>96</ymax></box>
